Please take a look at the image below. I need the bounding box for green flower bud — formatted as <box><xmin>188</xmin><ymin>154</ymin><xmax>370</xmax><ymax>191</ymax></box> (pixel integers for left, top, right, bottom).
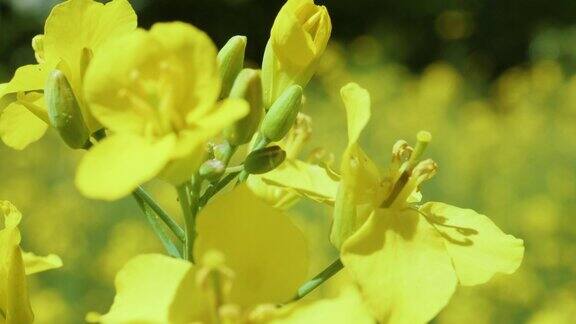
<box><xmin>45</xmin><ymin>69</ymin><xmax>90</xmax><ymax>149</ymax></box>
<box><xmin>217</xmin><ymin>35</ymin><xmax>247</xmax><ymax>98</ymax></box>
<box><xmin>199</xmin><ymin>159</ymin><xmax>226</xmax><ymax>182</ymax></box>
<box><xmin>260</xmin><ymin>85</ymin><xmax>303</xmax><ymax>142</ymax></box>
<box><xmin>213</xmin><ymin>141</ymin><xmax>235</xmax><ymax>165</ymax></box>
<box><xmin>244</xmin><ymin>145</ymin><xmax>286</xmax><ymax>175</ymax></box>
<box><xmin>223</xmin><ymin>69</ymin><xmax>263</xmax><ymax>146</ymax></box>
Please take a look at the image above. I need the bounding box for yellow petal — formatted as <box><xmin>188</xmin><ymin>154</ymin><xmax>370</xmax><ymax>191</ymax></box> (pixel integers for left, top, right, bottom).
<box><xmin>340</xmin><ymin>83</ymin><xmax>370</xmax><ymax>146</ymax></box>
<box><xmin>75</xmin><ymin>134</ymin><xmax>175</xmax><ymax>200</ymax></box>
<box><xmin>332</xmin><ymin>83</ymin><xmax>381</xmax><ymax>249</ymax></box>
<box><xmin>22</xmin><ymin>252</ymin><xmax>63</xmax><ymax>275</ymax></box>
<box><xmin>0</xmin><ymin>201</ymin><xmax>33</xmax><ymax>323</ymax></box>
<box><xmin>0</xmin><ymin>102</ymin><xmax>48</xmax><ymax>150</ymax></box>
<box><xmin>150</xmin><ymin>22</ymin><xmax>221</xmax><ymax>119</ymax></box>
<box><xmin>84</xmin><ymin>29</ymin><xmax>164</xmax><ymax>134</ymax></box>
<box><xmin>341</xmin><ymin>208</ymin><xmax>458</xmax><ymax>324</ymax></box>
<box><xmin>259</xmin><ymin>159</ymin><xmax>339</xmax><ymax>204</ymax></box>
<box><xmin>195</xmin><ymin>185</ymin><xmax>309</xmax><ymax>308</ymax></box>
<box><xmin>4</xmin><ymin>245</ymin><xmax>34</xmax><ymax>324</ymax></box>
<box><xmin>0</xmin><ymin>65</ymin><xmax>47</xmax><ymax>99</ymax></box>
<box><xmin>267</xmin><ymin>286</ymin><xmax>373</xmax><ymax>324</ymax></box>
<box><xmin>161</xmin><ymin>99</ymin><xmax>248</xmax><ymax>184</ymax></box>
<box><xmin>96</xmin><ymin>254</ymin><xmax>206</xmax><ymax>323</ymax></box>
<box><xmin>271</xmin><ymin>1</ymin><xmax>316</xmax><ymax>70</ymax></box>
<box><xmin>43</xmin><ymin>0</ymin><xmax>137</xmax><ymax>87</ymax></box>
<box><xmin>43</xmin><ymin>0</ymin><xmax>137</xmax><ymax>132</ymax></box>
<box><xmin>247</xmin><ymin>175</ymin><xmax>300</xmax><ymax>210</ymax></box>
<box><xmin>185</xmin><ymin>97</ymin><xmax>249</xmax><ymax>129</ymax></box>
<box><xmin>421</xmin><ymin>202</ymin><xmax>525</xmax><ymax>286</ymax></box>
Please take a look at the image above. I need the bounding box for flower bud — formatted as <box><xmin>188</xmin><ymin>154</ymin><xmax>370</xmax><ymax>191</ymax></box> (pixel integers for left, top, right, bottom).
<box><xmin>260</xmin><ymin>85</ymin><xmax>303</xmax><ymax>142</ymax></box>
<box><xmin>244</xmin><ymin>145</ymin><xmax>286</xmax><ymax>174</ymax></box>
<box><xmin>213</xmin><ymin>141</ymin><xmax>235</xmax><ymax>165</ymax></box>
<box><xmin>262</xmin><ymin>0</ymin><xmax>331</xmax><ymax>108</ymax></box>
<box><xmin>217</xmin><ymin>35</ymin><xmax>247</xmax><ymax>98</ymax></box>
<box><xmin>45</xmin><ymin>69</ymin><xmax>90</xmax><ymax>149</ymax></box>
<box><xmin>199</xmin><ymin>159</ymin><xmax>226</xmax><ymax>182</ymax></box>
<box><xmin>223</xmin><ymin>69</ymin><xmax>263</xmax><ymax>145</ymax></box>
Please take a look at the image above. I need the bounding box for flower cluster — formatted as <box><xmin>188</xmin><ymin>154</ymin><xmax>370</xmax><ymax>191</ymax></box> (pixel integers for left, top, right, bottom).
<box><xmin>0</xmin><ymin>0</ymin><xmax>524</xmax><ymax>323</ymax></box>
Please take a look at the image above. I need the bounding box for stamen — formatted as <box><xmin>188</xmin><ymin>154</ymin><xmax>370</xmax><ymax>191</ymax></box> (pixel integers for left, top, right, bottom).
<box><xmin>412</xmin><ymin>159</ymin><xmax>438</xmax><ymax>183</ymax></box>
<box><xmin>382</xmin><ymin>131</ymin><xmax>435</xmax><ymax>208</ymax></box>
<box><xmin>385</xmin><ymin>159</ymin><xmax>438</xmax><ymax>209</ymax></box>
<box><xmin>196</xmin><ymin>250</ymin><xmax>235</xmax><ymax>324</ymax></box>
<box><xmin>403</xmin><ymin>130</ymin><xmax>432</xmax><ymax>173</ymax></box>
<box><xmin>117</xmin><ymin>87</ymin><xmax>156</xmax><ymax>119</ymax></box>
<box><xmin>392</xmin><ymin>140</ymin><xmax>413</xmax><ymax>164</ymax></box>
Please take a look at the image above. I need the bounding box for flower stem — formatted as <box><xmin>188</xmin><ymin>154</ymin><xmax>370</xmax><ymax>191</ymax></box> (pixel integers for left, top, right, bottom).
<box><xmin>291</xmin><ymin>258</ymin><xmax>344</xmax><ymax>302</ymax></box>
<box><xmin>199</xmin><ymin>171</ymin><xmax>241</xmax><ymax>207</ymax></box>
<box><xmin>133</xmin><ymin>186</ymin><xmax>185</xmax><ymax>243</ymax></box>
<box><xmin>177</xmin><ymin>182</ymin><xmax>198</xmax><ymax>263</ymax></box>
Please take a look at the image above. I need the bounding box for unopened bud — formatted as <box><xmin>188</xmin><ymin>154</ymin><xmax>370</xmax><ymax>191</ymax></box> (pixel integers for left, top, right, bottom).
<box><xmin>213</xmin><ymin>141</ymin><xmax>235</xmax><ymax>165</ymax></box>
<box><xmin>45</xmin><ymin>69</ymin><xmax>90</xmax><ymax>149</ymax></box>
<box><xmin>223</xmin><ymin>69</ymin><xmax>263</xmax><ymax>145</ymax></box>
<box><xmin>218</xmin><ymin>35</ymin><xmax>247</xmax><ymax>98</ymax></box>
<box><xmin>260</xmin><ymin>85</ymin><xmax>303</xmax><ymax>142</ymax></box>
<box><xmin>199</xmin><ymin>159</ymin><xmax>226</xmax><ymax>182</ymax></box>
<box><xmin>244</xmin><ymin>145</ymin><xmax>286</xmax><ymax>174</ymax></box>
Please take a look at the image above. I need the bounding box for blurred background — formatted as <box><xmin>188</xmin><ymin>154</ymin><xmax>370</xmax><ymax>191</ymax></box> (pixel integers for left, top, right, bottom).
<box><xmin>1</xmin><ymin>0</ymin><xmax>575</xmax><ymax>323</ymax></box>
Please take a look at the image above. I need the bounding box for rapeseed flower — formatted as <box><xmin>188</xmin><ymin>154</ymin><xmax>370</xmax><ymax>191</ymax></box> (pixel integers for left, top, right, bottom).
<box><xmin>0</xmin><ymin>201</ymin><xmax>62</xmax><ymax>324</ymax></box>
<box><xmin>75</xmin><ymin>22</ymin><xmax>248</xmax><ymax>200</ymax></box>
<box><xmin>89</xmin><ymin>186</ymin><xmax>309</xmax><ymax>323</ymax></box>
<box><xmin>264</xmin><ymin>82</ymin><xmax>525</xmax><ymax>323</ymax></box>
<box><xmin>0</xmin><ymin>0</ymin><xmax>137</xmax><ymax>149</ymax></box>
<box><xmin>262</xmin><ymin>0</ymin><xmax>332</xmax><ymax>108</ymax></box>
<box><xmin>339</xmin><ymin>83</ymin><xmax>524</xmax><ymax>323</ymax></box>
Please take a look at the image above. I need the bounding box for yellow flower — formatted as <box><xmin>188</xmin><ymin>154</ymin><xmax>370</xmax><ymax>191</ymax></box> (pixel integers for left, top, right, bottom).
<box><xmin>89</xmin><ymin>186</ymin><xmax>309</xmax><ymax>323</ymax></box>
<box><xmin>262</xmin><ymin>83</ymin><xmax>525</xmax><ymax>323</ymax></box>
<box><xmin>0</xmin><ymin>201</ymin><xmax>62</xmax><ymax>324</ymax></box>
<box><xmin>338</xmin><ymin>83</ymin><xmax>524</xmax><ymax>323</ymax></box>
<box><xmin>75</xmin><ymin>22</ymin><xmax>248</xmax><ymax>200</ymax></box>
<box><xmin>262</xmin><ymin>0</ymin><xmax>332</xmax><ymax>108</ymax></box>
<box><xmin>0</xmin><ymin>0</ymin><xmax>137</xmax><ymax>150</ymax></box>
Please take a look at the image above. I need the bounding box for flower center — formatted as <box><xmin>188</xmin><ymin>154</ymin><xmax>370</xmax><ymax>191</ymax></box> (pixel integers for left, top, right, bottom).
<box><xmin>117</xmin><ymin>60</ymin><xmax>186</xmax><ymax>138</ymax></box>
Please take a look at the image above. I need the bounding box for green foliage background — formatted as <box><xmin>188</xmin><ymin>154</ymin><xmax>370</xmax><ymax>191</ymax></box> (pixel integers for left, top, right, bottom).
<box><xmin>0</xmin><ymin>0</ymin><xmax>575</xmax><ymax>323</ymax></box>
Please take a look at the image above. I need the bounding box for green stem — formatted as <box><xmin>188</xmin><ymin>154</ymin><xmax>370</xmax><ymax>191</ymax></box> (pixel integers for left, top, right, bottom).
<box><xmin>225</xmin><ymin>165</ymin><xmax>244</xmax><ymax>173</ymax></box>
<box><xmin>199</xmin><ymin>171</ymin><xmax>241</xmax><ymax>207</ymax></box>
<box><xmin>291</xmin><ymin>258</ymin><xmax>344</xmax><ymax>302</ymax></box>
<box><xmin>133</xmin><ymin>192</ymin><xmax>182</xmax><ymax>258</ymax></box>
<box><xmin>133</xmin><ymin>186</ymin><xmax>185</xmax><ymax>243</ymax></box>
<box><xmin>177</xmin><ymin>184</ymin><xmax>197</xmax><ymax>263</ymax></box>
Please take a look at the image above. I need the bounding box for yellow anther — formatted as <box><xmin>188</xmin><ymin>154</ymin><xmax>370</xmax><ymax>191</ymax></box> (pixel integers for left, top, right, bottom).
<box><xmin>413</xmin><ymin>159</ymin><xmax>438</xmax><ymax>182</ymax></box>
